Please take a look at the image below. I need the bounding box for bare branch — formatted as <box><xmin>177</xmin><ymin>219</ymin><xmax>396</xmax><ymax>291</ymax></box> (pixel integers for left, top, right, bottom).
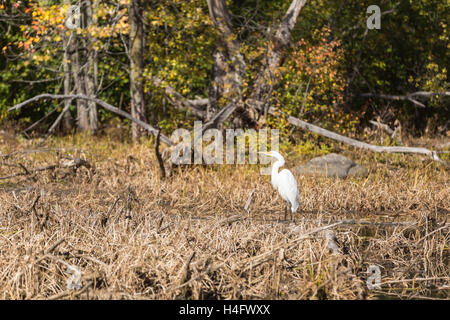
<box><xmin>11</xmin><ymin>77</ymin><xmax>63</xmax><ymax>84</ymax></box>
<box><xmin>206</xmin><ymin>0</ymin><xmax>233</xmax><ymax>34</ymax></box>
<box><xmin>41</xmin><ymin>100</ymin><xmax>73</xmax><ymax>142</ymax></box>
<box><xmin>277</xmin><ymin>107</ymin><xmax>446</xmax><ymax>164</ymax></box>
<box><xmin>0</xmin><ymin>157</ymin><xmax>90</xmax><ymax>181</ymax></box>
<box><xmin>151</xmin><ymin>76</ymin><xmax>207</xmax><ymax>118</ymax></box>
<box><xmin>9</xmin><ymin>94</ymin><xmax>174</xmax><ymax>146</ymax></box>
<box><xmin>274</xmin><ymin>0</ymin><xmax>308</xmax><ymax>48</ymax></box>
<box><xmin>369</xmin><ymin>120</ymin><xmax>394</xmax><ymax>135</ymax></box>
<box><xmin>203</xmin><ymin>103</ymin><xmax>237</xmax><ymax>131</ymax></box>
<box><xmin>358</xmin><ymin>92</ymin><xmax>449</xmax><ymax>108</ymax></box>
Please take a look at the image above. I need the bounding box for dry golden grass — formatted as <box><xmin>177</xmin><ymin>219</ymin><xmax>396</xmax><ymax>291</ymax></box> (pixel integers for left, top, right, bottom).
<box><xmin>0</xmin><ymin>132</ymin><xmax>448</xmax><ymax>300</ymax></box>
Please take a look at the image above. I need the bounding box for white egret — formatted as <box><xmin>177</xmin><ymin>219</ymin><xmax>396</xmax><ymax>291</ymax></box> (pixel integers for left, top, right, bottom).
<box><xmin>259</xmin><ymin>151</ymin><xmax>300</xmax><ymax>221</ymax></box>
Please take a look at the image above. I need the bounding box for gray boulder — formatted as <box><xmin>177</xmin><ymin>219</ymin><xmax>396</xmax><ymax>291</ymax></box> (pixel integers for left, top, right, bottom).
<box><xmin>294</xmin><ymin>153</ymin><xmax>368</xmax><ymax>178</ymax></box>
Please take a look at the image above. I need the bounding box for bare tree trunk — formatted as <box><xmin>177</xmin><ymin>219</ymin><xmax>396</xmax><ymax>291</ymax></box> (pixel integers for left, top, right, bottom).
<box><xmin>206</xmin><ymin>0</ymin><xmax>245</xmax><ymax>124</ymax></box>
<box><xmin>207</xmin><ymin>48</ymin><xmax>226</xmax><ymax>120</ymax></box>
<box><xmin>63</xmin><ymin>47</ymin><xmax>74</xmax><ymax>132</ymax></box>
<box><xmin>72</xmin><ymin>33</ymin><xmax>89</xmax><ymax>132</ymax></box>
<box><xmin>205</xmin><ymin>0</ymin><xmax>307</xmax><ymax>127</ymax></box>
<box><xmin>129</xmin><ymin>0</ymin><xmax>147</xmax><ymax>141</ymax></box>
<box><xmin>246</xmin><ymin>0</ymin><xmax>308</xmax><ymax>122</ymax></box>
<box><xmin>84</xmin><ymin>0</ymin><xmax>98</xmax><ymax>134</ymax></box>
<box><xmin>62</xmin><ymin>0</ymin><xmax>74</xmax><ymax>132</ymax></box>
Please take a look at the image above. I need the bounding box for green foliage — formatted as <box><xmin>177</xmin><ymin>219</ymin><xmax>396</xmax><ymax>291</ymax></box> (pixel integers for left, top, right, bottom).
<box><xmin>144</xmin><ymin>0</ymin><xmax>216</xmax><ymax>131</ymax></box>
<box><xmin>281</xmin><ymin>139</ymin><xmax>332</xmax><ymax>159</ymax></box>
<box><xmin>272</xmin><ymin>27</ymin><xmax>359</xmax><ymax>135</ymax></box>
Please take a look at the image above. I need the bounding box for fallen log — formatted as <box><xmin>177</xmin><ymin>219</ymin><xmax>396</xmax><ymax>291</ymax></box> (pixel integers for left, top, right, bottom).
<box><xmin>276</xmin><ymin>108</ymin><xmax>445</xmax><ymax>164</ymax></box>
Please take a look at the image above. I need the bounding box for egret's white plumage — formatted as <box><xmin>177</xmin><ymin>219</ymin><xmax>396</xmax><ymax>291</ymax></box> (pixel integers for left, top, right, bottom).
<box><xmin>261</xmin><ymin>151</ymin><xmax>300</xmax><ymax>221</ymax></box>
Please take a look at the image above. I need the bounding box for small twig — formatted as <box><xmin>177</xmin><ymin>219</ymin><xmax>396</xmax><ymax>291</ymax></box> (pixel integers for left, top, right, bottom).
<box><xmin>70</xmin><ymin>254</ymin><xmax>108</xmax><ymax>269</ymax></box>
<box><xmin>415</xmin><ymin>224</ymin><xmax>450</xmax><ymax>245</ymax></box>
<box><xmin>47</xmin><ymin>281</ymin><xmax>93</xmax><ymax>300</ymax></box>
<box><xmin>244</xmin><ymin>189</ymin><xmax>255</xmax><ymax>213</ymax></box>
<box><xmin>381</xmin><ymin>277</ymin><xmax>450</xmax><ymax>285</ymax></box>
<box><xmin>101</xmin><ymin>196</ymin><xmax>121</xmax><ymax>227</ymax></box>
<box><xmin>45</xmin><ymin>238</ymin><xmax>66</xmax><ymax>254</ymax></box>
<box><xmin>0</xmin><ymin>164</ymin><xmax>58</xmax><ymax>180</ymax></box>
<box><xmin>18</xmin><ymin>163</ymin><xmax>31</xmax><ymax>175</ymax></box>
<box><xmin>338</xmin><ymin>219</ymin><xmax>417</xmax><ymax>228</ymax></box>
<box><xmin>27</xmin><ymin>238</ymin><xmax>66</xmax><ymax>266</ymax></box>
<box><xmin>239</xmin><ymin>221</ymin><xmax>344</xmax><ymax>272</ymax></box>
<box><xmin>158</xmin><ymin>222</ymin><xmax>173</xmax><ymax>233</ymax></box>
<box><xmin>218</xmin><ymin>214</ymin><xmax>246</xmax><ymax>227</ymax></box>
<box><xmin>175</xmin><ymin>251</ymin><xmax>196</xmax><ymax>296</ymax></box>
<box><xmin>156</xmin><ymin>216</ymin><xmax>164</xmax><ymax>233</ymax></box>
<box><xmin>155</xmin><ymin>129</ymin><xmax>166</xmax><ymax>179</ymax></box>
<box><xmin>27</xmin><ymin>195</ymin><xmax>40</xmax><ymax>215</ymax></box>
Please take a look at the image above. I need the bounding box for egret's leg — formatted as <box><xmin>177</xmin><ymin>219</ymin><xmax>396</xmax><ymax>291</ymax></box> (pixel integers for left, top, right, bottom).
<box><xmin>287</xmin><ymin>202</ymin><xmax>292</xmax><ymax>220</ymax></box>
<box><xmin>284</xmin><ymin>201</ymin><xmax>288</xmax><ymax>221</ymax></box>
<box><xmin>292</xmin><ymin>207</ymin><xmax>295</xmax><ymax>223</ymax></box>
<box><xmin>277</xmin><ymin>203</ymin><xmax>281</xmax><ymax>223</ymax></box>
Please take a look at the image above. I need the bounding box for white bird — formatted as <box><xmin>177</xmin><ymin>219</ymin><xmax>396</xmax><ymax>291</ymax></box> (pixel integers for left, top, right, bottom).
<box><xmin>259</xmin><ymin>151</ymin><xmax>300</xmax><ymax>221</ymax></box>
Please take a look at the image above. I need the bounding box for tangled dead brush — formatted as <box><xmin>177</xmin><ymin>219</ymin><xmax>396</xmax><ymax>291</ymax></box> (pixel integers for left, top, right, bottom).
<box><xmin>0</xmin><ymin>135</ymin><xmax>448</xmax><ymax>299</ymax></box>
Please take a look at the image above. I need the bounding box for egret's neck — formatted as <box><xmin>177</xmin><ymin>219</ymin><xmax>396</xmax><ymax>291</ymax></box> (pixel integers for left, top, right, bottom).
<box><xmin>271</xmin><ymin>158</ymin><xmax>284</xmax><ymax>180</ymax></box>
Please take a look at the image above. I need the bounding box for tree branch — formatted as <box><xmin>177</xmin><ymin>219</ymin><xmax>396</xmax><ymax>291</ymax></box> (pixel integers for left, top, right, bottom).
<box><xmin>369</xmin><ymin>120</ymin><xmax>395</xmax><ymax>135</ymax></box>
<box><xmin>274</xmin><ymin>107</ymin><xmax>446</xmax><ymax>163</ymax></box>
<box><xmin>358</xmin><ymin>92</ymin><xmax>450</xmax><ymax>108</ymax></box>
<box><xmin>274</xmin><ymin>0</ymin><xmax>308</xmax><ymax>48</ymax></box>
<box><xmin>151</xmin><ymin>76</ymin><xmax>207</xmax><ymax>118</ymax></box>
<box><xmin>9</xmin><ymin>94</ymin><xmax>174</xmax><ymax>146</ymax></box>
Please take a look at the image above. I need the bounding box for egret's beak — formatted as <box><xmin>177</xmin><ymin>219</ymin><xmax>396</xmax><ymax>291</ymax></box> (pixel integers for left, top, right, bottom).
<box><xmin>258</xmin><ymin>152</ymin><xmax>273</xmax><ymax>160</ymax></box>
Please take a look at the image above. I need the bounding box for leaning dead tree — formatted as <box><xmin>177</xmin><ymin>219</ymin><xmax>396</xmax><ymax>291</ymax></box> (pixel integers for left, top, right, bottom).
<box><xmin>173</xmin><ymin>93</ymin><xmax>447</xmax><ymax>163</ymax></box>
<box><xmin>204</xmin><ymin>0</ymin><xmax>308</xmax><ymax>127</ymax></box>
<box><xmin>246</xmin><ymin>0</ymin><xmax>308</xmax><ymax>121</ymax></box>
